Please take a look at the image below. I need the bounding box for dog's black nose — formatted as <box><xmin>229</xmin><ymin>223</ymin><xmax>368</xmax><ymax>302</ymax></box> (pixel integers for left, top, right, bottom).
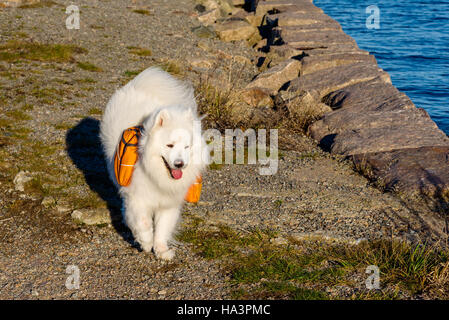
<box><xmin>174</xmin><ymin>160</ymin><xmax>184</xmax><ymax>168</ymax></box>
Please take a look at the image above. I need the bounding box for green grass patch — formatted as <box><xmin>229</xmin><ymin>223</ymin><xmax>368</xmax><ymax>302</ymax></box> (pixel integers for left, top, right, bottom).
<box><xmin>0</xmin><ymin>40</ymin><xmax>86</xmax><ymax>63</ymax></box>
<box><xmin>30</xmin><ymin>87</ymin><xmax>63</xmax><ymax>104</ymax></box>
<box><xmin>157</xmin><ymin>60</ymin><xmax>183</xmax><ymax>75</ymax></box>
<box><xmin>77</xmin><ymin>61</ymin><xmax>102</xmax><ymax>72</ymax></box>
<box><xmin>208</xmin><ymin>162</ymin><xmax>223</xmax><ymax>170</ymax></box>
<box><xmin>127</xmin><ymin>46</ymin><xmax>152</xmax><ymax>57</ymax></box>
<box><xmin>0</xmin><ymin>117</ymin><xmax>32</xmax><ymax>139</ymax></box>
<box><xmin>88</xmin><ymin>107</ymin><xmax>102</xmax><ymax>115</ymax></box>
<box><xmin>54</xmin><ymin>122</ymin><xmax>73</xmax><ymax>131</ymax></box>
<box><xmin>178</xmin><ymin>220</ymin><xmax>260</xmax><ymax>259</ymax></box>
<box><xmin>77</xmin><ymin>77</ymin><xmax>97</xmax><ymax>84</ymax></box>
<box><xmin>5</xmin><ymin>110</ymin><xmax>32</xmax><ymax>121</ymax></box>
<box><xmin>331</xmin><ymin>240</ymin><xmax>449</xmax><ymax>295</ymax></box>
<box><xmin>123</xmin><ymin>69</ymin><xmax>142</xmax><ymax>78</ymax></box>
<box><xmin>0</xmin><ymin>71</ymin><xmax>17</xmax><ymax>80</ymax></box>
<box><xmin>179</xmin><ymin>216</ymin><xmax>449</xmax><ymax>299</ymax></box>
<box><xmin>69</xmin><ymin>191</ymin><xmax>106</xmax><ymax>210</ymax></box>
<box><xmin>15</xmin><ymin>32</ymin><xmax>29</xmax><ymax>38</ymax></box>
<box><xmin>132</xmin><ymin>9</ymin><xmax>152</xmax><ymax>15</ymax></box>
<box><xmin>24</xmin><ymin>176</ymin><xmax>50</xmax><ymax>197</ymax></box>
<box><xmin>230</xmin><ymin>246</ymin><xmax>345</xmax><ymax>285</ymax></box>
<box><xmin>21</xmin><ymin>104</ymin><xmax>34</xmax><ymax>111</ymax></box>
<box><xmin>298</xmin><ymin>152</ymin><xmax>321</xmax><ymax>160</ymax></box>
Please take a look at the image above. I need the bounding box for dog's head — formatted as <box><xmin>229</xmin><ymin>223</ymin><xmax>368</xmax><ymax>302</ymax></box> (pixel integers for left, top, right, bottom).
<box><xmin>140</xmin><ymin>106</ymin><xmax>206</xmax><ymax>184</ymax></box>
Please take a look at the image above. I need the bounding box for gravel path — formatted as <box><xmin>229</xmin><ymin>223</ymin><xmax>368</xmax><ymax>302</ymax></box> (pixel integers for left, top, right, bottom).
<box><xmin>0</xmin><ymin>0</ymin><xmax>441</xmax><ymax>299</ymax></box>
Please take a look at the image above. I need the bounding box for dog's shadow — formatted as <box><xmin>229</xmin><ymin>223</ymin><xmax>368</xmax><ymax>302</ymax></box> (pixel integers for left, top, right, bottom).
<box><xmin>66</xmin><ymin>117</ymin><xmax>138</xmax><ymax>248</ymax></box>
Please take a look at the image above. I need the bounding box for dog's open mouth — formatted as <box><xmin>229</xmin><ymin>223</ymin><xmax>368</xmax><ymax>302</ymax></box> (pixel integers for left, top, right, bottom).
<box><xmin>162</xmin><ymin>157</ymin><xmax>183</xmax><ymax>180</ymax></box>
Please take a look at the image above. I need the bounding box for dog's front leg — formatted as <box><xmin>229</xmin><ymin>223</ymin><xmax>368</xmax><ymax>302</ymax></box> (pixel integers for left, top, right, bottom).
<box><xmin>124</xmin><ymin>198</ymin><xmax>154</xmax><ymax>253</ymax></box>
<box><xmin>153</xmin><ymin>207</ymin><xmax>180</xmax><ymax>261</ymax></box>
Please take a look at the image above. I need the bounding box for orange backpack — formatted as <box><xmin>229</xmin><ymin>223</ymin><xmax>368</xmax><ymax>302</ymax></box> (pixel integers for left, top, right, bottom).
<box><xmin>114</xmin><ymin>126</ymin><xmax>142</xmax><ymax>187</ymax></box>
<box><xmin>114</xmin><ymin>126</ymin><xmax>202</xmax><ymax>203</ymax></box>
<box><xmin>184</xmin><ymin>175</ymin><xmax>202</xmax><ymax>203</ymax></box>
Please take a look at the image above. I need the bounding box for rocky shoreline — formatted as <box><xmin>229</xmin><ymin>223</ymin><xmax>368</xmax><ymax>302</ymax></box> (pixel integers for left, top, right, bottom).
<box><xmin>195</xmin><ymin>0</ymin><xmax>449</xmax><ymax>227</ymax></box>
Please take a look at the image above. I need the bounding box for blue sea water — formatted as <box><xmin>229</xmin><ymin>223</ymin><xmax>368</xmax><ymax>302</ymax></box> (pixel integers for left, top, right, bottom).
<box><xmin>313</xmin><ymin>0</ymin><xmax>449</xmax><ymax>135</ymax></box>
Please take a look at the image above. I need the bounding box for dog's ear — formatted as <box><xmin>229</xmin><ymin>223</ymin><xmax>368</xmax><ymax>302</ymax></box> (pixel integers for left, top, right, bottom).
<box><xmin>154</xmin><ymin>109</ymin><xmax>170</xmax><ymax>128</ymax></box>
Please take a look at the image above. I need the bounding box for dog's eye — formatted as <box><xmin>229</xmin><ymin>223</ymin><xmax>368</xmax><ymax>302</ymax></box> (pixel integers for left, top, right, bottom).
<box><xmin>167</xmin><ymin>144</ymin><xmax>174</xmax><ymax>148</ymax></box>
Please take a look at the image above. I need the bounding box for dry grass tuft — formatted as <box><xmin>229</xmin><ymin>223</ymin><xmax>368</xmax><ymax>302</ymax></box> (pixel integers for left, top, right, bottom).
<box><xmin>195</xmin><ymin>74</ymin><xmax>234</xmax><ymax>130</ymax></box>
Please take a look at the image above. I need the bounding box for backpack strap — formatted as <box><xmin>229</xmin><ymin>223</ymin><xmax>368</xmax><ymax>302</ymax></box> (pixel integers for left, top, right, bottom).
<box><xmin>121</xmin><ymin>126</ymin><xmax>143</xmax><ymax>146</ymax></box>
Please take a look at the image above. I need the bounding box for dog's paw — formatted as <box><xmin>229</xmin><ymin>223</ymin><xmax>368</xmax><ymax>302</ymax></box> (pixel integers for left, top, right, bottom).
<box><xmin>140</xmin><ymin>241</ymin><xmax>153</xmax><ymax>253</ymax></box>
<box><xmin>155</xmin><ymin>248</ymin><xmax>175</xmax><ymax>261</ymax></box>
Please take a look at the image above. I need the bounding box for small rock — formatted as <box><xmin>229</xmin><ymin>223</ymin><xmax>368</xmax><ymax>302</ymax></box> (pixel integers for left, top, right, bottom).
<box><xmin>216</xmin><ymin>0</ymin><xmax>234</xmax><ymax>15</ymax></box>
<box><xmin>230</xmin><ymin>87</ymin><xmax>273</xmax><ymax>108</ymax></box>
<box><xmin>56</xmin><ymin>204</ymin><xmax>72</xmax><ymax>213</ymax></box>
<box><xmin>232</xmin><ymin>55</ymin><xmax>252</xmax><ymax>65</ymax></box>
<box><xmin>229</xmin><ymin>103</ymin><xmax>276</xmax><ymax>127</ymax></box>
<box><xmin>194</xmin><ymin>4</ymin><xmax>206</xmax><ymax>13</ymax></box>
<box><xmin>71</xmin><ymin>208</ymin><xmax>111</xmax><ymax>226</ymax></box>
<box><xmin>246</xmin><ymin>30</ymin><xmax>262</xmax><ymax>47</ymax></box>
<box><xmin>158</xmin><ymin>289</ymin><xmax>167</xmax><ymax>295</ymax></box>
<box><xmin>276</xmin><ymin>89</ymin><xmax>317</xmax><ymax>108</ymax></box>
<box><xmin>231</xmin><ymin>6</ymin><xmax>244</xmax><ymax>16</ymax></box>
<box><xmin>289</xmin><ymin>62</ymin><xmax>391</xmax><ymax>98</ymax></box>
<box><xmin>215</xmin><ymin>49</ymin><xmax>233</xmax><ymax>60</ymax></box>
<box><xmin>198</xmin><ymin>8</ymin><xmax>221</xmax><ymax>26</ymax></box>
<box><xmin>189</xmin><ymin>58</ymin><xmax>214</xmax><ymax>69</ymax></box>
<box><xmin>56</xmin><ymin>202</ymin><xmax>72</xmax><ymax>214</ymax></box>
<box><xmin>196</xmin><ymin>0</ymin><xmax>219</xmax><ymax>11</ymax></box>
<box><xmin>41</xmin><ymin>196</ymin><xmax>56</xmax><ymax>208</ymax></box>
<box><xmin>214</xmin><ymin>20</ymin><xmax>257</xmax><ymax>42</ymax></box>
<box><xmin>275</xmin><ymin>89</ymin><xmax>331</xmax><ymax>123</ymax></box>
<box><xmin>197</xmin><ymin>40</ymin><xmax>211</xmax><ymax>52</ymax></box>
<box><xmin>191</xmin><ymin>25</ymin><xmax>216</xmax><ymax>39</ymax></box>
<box><xmin>270</xmin><ymin>237</ymin><xmax>288</xmax><ymax>245</ymax></box>
<box><xmin>254</xmin><ymin>38</ymin><xmax>267</xmax><ymax>50</ymax></box>
<box><xmin>269</xmin><ymin>45</ymin><xmax>303</xmax><ymax>60</ymax></box>
<box><xmin>13</xmin><ymin>171</ymin><xmax>33</xmax><ymax>192</ymax></box>
<box><xmin>246</xmin><ymin>59</ymin><xmax>301</xmax><ymax>95</ymax></box>
<box><xmin>244</xmin><ymin>13</ymin><xmax>264</xmax><ymax>27</ymax></box>
<box><xmin>231</xmin><ymin>0</ymin><xmax>245</xmax><ymax>6</ymax></box>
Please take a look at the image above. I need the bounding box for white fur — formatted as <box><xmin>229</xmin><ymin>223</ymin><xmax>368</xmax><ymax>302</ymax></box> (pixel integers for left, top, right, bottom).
<box><xmin>100</xmin><ymin>67</ymin><xmax>208</xmax><ymax>260</ymax></box>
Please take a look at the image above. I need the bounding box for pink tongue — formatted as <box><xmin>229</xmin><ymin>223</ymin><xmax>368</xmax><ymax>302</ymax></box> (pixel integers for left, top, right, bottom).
<box><xmin>171</xmin><ymin>169</ymin><xmax>183</xmax><ymax>180</ymax></box>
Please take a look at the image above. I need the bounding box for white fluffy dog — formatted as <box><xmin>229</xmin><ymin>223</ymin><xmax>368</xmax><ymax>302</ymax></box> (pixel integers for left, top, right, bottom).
<box><xmin>100</xmin><ymin>67</ymin><xmax>208</xmax><ymax>260</ymax></box>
